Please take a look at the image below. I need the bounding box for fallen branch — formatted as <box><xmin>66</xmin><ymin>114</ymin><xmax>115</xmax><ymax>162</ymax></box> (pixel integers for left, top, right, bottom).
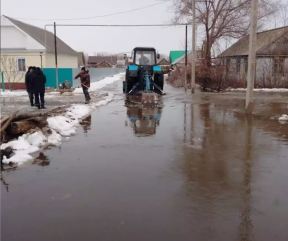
<box><xmin>0</xmin><ymin>116</ymin><xmax>10</xmax><ymax>126</ymax></box>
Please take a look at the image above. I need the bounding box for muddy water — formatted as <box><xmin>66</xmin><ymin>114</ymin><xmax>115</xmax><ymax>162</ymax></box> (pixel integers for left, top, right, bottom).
<box><xmin>1</xmin><ymin>81</ymin><xmax>288</xmax><ymax>241</ymax></box>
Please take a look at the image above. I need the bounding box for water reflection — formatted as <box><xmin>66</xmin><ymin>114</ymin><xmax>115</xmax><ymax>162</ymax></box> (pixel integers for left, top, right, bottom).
<box><xmin>33</xmin><ymin>152</ymin><xmax>50</xmax><ymax>166</ymax></box>
<box><xmin>180</xmin><ymin>102</ymin><xmax>257</xmax><ymax>240</ymax></box>
<box><xmin>80</xmin><ymin>115</ymin><xmax>92</xmax><ymax>133</ymax></box>
<box><xmin>125</xmin><ymin>96</ymin><xmax>162</xmax><ymax>136</ymax></box>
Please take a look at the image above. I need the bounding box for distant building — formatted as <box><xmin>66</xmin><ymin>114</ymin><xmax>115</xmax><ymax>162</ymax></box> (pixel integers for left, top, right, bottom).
<box><xmin>77</xmin><ymin>52</ymin><xmax>85</xmax><ymax>67</ymax></box>
<box><xmin>169</xmin><ymin>51</ymin><xmax>188</xmax><ymax>64</ymax></box>
<box><xmin>219</xmin><ymin>26</ymin><xmax>288</xmax><ymax>83</ymax></box>
<box><xmin>1</xmin><ymin>15</ymin><xmax>78</xmax><ymax>89</ymax></box>
<box><xmin>170</xmin><ymin>50</ymin><xmax>202</xmax><ymax>66</ymax></box>
<box><xmin>157</xmin><ymin>58</ymin><xmax>170</xmax><ymax>65</ymax></box>
<box><xmin>116</xmin><ymin>59</ymin><xmax>126</xmax><ymax>68</ymax></box>
<box><xmin>88</xmin><ymin>56</ymin><xmax>117</xmax><ymax>68</ymax></box>
<box><xmin>96</xmin><ymin>61</ymin><xmax>113</xmax><ymax>68</ymax></box>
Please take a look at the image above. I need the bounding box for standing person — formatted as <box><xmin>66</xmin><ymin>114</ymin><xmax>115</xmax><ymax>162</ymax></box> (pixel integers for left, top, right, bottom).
<box><xmin>25</xmin><ymin>66</ymin><xmax>35</xmax><ymax>106</ymax></box>
<box><xmin>30</xmin><ymin>67</ymin><xmax>46</xmax><ymax>109</ymax></box>
<box><xmin>74</xmin><ymin>67</ymin><xmax>91</xmax><ymax>104</ymax></box>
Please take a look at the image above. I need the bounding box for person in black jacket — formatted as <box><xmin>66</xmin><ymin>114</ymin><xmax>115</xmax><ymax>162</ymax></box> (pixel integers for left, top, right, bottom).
<box><xmin>25</xmin><ymin>66</ymin><xmax>36</xmax><ymax>106</ymax></box>
<box><xmin>30</xmin><ymin>67</ymin><xmax>46</xmax><ymax>109</ymax></box>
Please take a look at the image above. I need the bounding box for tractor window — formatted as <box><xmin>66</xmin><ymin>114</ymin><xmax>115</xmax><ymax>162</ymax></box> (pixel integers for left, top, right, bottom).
<box><xmin>135</xmin><ymin>50</ymin><xmax>156</xmax><ymax>66</ymax></box>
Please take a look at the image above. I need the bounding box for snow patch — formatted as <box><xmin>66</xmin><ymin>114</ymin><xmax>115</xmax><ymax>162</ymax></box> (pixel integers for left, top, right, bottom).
<box><xmin>73</xmin><ymin>73</ymin><xmax>124</xmax><ymax>94</ymax></box>
<box><xmin>279</xmin><ymin>114</ymin><xmax>288</xmax><ymax>122</ymax></box>
<box><xmin>1</xmin><ymin>91</ymin><xmax>117</xmax><ymax>165</ymax></box>
<box><xmin>228</xmin><ymin>88</ymin><xmax>288</xmax><ymax>92</ymax></box>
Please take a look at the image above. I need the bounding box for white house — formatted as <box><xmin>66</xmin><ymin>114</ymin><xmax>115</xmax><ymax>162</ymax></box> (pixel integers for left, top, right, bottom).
<box><xmin>0</xmin><ymin>15</ymin><xmax>78</xmax><ymax>89</ymax></box>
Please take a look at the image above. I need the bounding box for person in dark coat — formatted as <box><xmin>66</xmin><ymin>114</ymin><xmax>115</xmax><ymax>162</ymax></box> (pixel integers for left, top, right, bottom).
<box><xmin>74</xmin><ymin>67</ymin><xmax>91</xmax><ymax>103</ymax></box>
<box><xmin>30</xmin><ymin>67</ymin><xmax>46</xmax><ymax>109</ymax></box>
<box><xmin>25</xmin><ymin>66</ymin><xmax>35</xmax><ymax>106</ymax></box>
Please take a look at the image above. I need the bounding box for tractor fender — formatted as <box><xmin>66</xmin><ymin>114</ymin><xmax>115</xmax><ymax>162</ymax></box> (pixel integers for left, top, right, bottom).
<box><xmin>153</xmin><ymin>65</ymin><xmax>162</xmax><ymax>74</ymax></box>
<box><xmin>128</xmin><ymin>65</ymin><xmax>138</xmax><ymax>77</ymax></box>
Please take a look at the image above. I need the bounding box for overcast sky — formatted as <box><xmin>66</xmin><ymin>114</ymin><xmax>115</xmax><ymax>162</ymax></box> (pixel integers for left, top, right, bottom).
<box><xmin>2</xmin><ymin>0</ymin><xmax>188</xmax><ymax>56</ymax></box>
<box><xmin>2</xmin><ymin>0</ymin><xmax>287</xmax><ymax>56</ymax></box>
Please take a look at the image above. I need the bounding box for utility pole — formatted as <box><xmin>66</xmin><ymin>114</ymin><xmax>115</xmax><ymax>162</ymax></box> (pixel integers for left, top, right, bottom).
<box><xmin>191</xmin><ymin>0</ymin><xmax>196</xmax><ymax>93</ymax></box>
<box><xmin>54</xmin><ymin>22</ymin><xmax>59</xmax><ymax>88</ymax></box>
<box><xmin>185</xmin><ymin>24</ymin><xmax>188</xmax><ymax>91</ymax></box>
<box><xmin>245</xmin><ymin>0</ymin><xmax>258</xmax><ymax>114</ymax></box>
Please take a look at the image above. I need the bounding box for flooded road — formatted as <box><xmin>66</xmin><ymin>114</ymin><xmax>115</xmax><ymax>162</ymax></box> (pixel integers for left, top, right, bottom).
<box><xmin>1</xmin><ymin>80</ymin><xmax>288</xmax><ymax>241</ymax></box>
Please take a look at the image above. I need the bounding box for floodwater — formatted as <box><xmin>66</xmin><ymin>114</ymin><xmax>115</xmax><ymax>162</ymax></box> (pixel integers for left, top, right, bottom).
<box><xmin>1</xmin><ymin>80</ymin><xmax>288</xmax><ymax>241</ymax></box>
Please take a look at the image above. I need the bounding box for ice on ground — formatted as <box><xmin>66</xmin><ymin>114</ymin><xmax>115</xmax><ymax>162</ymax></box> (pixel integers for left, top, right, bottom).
<box><xmin>73</xmin><ymin>73</ymin><xmax>124</xmax><ymax>94</ymax></box>
<box><xmin>1</xmin><ymin>90</ymin><xmax>117</xmax><ymax>165</ymax></box>
<box><xmin>0</xmin><ymin>90</ymin><xmax>60</xmax><ymax>97</ymax></box>
<box><xmin>279</xmin><ymin>114</ymin><xmax>288</xmax><ymax>121</ymax></box>
<box><xmin>1</xmin><ymin>132</ymin><xmax>45</xmax><ymax>165</ymax></box>
<box><xmin>47</xmin><ymin>116</ymin><xmax>77</xmax><ymax>136</ymax></box>
<box><xmin>0</xmin><ymin>90</ymin><xmax>28</xmax><ymax>97</ymax></box>
<box><xmin>228</xmin><ymin>88</ymin><xmax>288</xmax><ymax>92</ymax></box>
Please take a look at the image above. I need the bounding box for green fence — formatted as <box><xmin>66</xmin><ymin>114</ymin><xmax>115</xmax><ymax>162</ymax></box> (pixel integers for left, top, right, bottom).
<box><xmin>43</xmin><ymin>68</ymin><xmax>73</xmax><ymax>88</ymax></box>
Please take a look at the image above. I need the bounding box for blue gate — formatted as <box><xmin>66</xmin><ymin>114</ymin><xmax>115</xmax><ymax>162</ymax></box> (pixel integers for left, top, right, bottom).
<box><xmin>43</xmin><ymin>68</ymin><xmax>73</xmax><ymax>88</ymax></box>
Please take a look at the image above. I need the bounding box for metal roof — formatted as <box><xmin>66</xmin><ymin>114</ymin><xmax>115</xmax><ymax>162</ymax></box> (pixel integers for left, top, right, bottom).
<box><xmin>88</xmin><ymin>56</ymin><xmax>117</xmax><ymax>64</ymax></box>
<box><xmin>219</xmin><ymin>26</ymin><xmax>288</xmax><ymax>57</ymax></box>
<box><xmin>4</xmin><ymin>16</ymin><xmax>77</xmax><ymax>56</ymax></box>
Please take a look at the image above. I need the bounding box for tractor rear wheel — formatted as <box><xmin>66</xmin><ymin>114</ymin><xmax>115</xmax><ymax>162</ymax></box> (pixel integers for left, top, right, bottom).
<box><xmin>125</xmin><ymin>69</ymin><xmax>134</xmax><ymax>93</ymax></box>
<box><xmin>154</xmin><ymin>73</ymin><xmax>164</xmax><ymax>91</ymax></box>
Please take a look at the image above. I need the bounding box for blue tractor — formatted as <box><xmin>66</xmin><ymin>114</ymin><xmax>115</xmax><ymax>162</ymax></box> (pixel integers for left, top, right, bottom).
<box><xmin>123</xmin><ymin>47</ymin><xmax>165</xmax><ymax>95</ymax></box>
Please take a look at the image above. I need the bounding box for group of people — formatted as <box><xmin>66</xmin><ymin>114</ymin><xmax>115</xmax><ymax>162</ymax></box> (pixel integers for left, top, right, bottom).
<box><xmin>25</xmin><ymin>66</ymin><xmax>46</xmax><ymax>109</ymax></box>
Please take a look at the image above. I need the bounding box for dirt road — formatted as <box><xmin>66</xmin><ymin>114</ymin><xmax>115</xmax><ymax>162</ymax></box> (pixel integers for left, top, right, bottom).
<box><xmin>1</xmin><ymin>79</ymin><xmax>288</xmax><ymax>241</ymax></box>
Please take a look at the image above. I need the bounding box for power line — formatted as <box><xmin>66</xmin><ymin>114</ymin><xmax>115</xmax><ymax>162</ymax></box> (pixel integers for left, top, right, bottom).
<box><xmin>13</xmin><ymin>1</ymin><xmax>170</xmax><ymax>21</ymax></box>
<box><xmin>45</xmin><ymin>24</ymin><xmax>188</xmax><ymax>27</ymax></box>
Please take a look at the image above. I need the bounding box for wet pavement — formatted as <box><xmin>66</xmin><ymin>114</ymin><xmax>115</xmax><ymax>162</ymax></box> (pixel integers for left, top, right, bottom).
<box><xmin>1</xmin><ymin>78</ymin><xmax>288</xmax><ymax>241</ymax></box>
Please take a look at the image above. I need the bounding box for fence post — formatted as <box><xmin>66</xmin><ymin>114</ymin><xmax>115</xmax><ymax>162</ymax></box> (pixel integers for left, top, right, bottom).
<box><xmin>1</xmin><ymin>71</ymin><xmax>5</xmax><ymax>92</ymax></box>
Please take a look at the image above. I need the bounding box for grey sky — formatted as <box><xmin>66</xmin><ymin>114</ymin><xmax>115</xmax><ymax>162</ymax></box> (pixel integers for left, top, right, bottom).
<box><xmin>2</xmin><ymin>0</ymin><xmax>287</xmax><ymax>56</ymax></box>
<box><xmin>2</xmin><ymin>0</ymin><xmax>187</xmax><ymax>56</ymax></box>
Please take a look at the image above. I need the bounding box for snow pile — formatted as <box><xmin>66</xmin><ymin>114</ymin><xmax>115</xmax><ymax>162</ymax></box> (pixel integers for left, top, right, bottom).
<box><xmin>1</xmin><ymin>131</ymin><xmax>48</xmax><ymax>165</ymax></box>
<box><xmin>73</xmin><ymin>73</ymin><xmax>124</xmax><ymax>94</ymax></box>
<box><xmin>0</xmin><ymin>90</ymin><xmax>28</xmax><ymax>97</ymax></box>
<box><xmin>279</xmin><ymin>114</ymin><xmax>288</xmax><ymax>121</ymax></box>
<box><xmin>1</xmin><ymin>92</ymin><xmax>116</xmax><ymax>165</ymax></box>
<box><xmin>228</xmin><ymin>88</ymin><xmax>288</xmax><ymax>92</ymax></box>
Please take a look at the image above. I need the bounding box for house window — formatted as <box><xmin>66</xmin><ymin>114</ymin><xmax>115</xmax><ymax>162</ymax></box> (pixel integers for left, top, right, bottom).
<box><xmin>236</xmin><ymin>57</ymin><xmax>241</xmax><ymax>73</ymax></box>
<box><xmin>273</xmin><ymin>57</ymin><xmax>284</xmax><ymax>75</ymax></box>
<box><xmin>244</xmin><ymin>58</ymin><xmax>248</xmax><ymax>74</ymax></box>
<box><xmin>16</xmin><ymin>57</ymin><xmax>26</xmax><ymax>72</ymax></box>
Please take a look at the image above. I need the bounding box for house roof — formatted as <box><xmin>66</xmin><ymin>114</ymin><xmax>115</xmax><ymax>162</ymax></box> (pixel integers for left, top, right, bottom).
<box><xmin>97</xmin><ymin>61</ymin><xmax>113</xmax><ymax>67</ymax></box>
<box><xmin>170</xmin><ymin>51</ymin><xmax>189</xmax><ymax>63</ymax></box>
<box><xmin>4</xmin><ymin>16</ymin><xmax>77</xmax><ymax>56</ymax></box>
<box><xmin>157</xmin><ymin>58</ymin><xmax>170</xmax><ymax>65</ymax></box>
<box><xmin>88</xmin><ymin>56</ymin><xmax>117</xmax><ymax>64</ymax></box>
<box><xmin>219</xmin><ymin>26</ymin><xmax>288</xmax><ymax>57</ymax></box>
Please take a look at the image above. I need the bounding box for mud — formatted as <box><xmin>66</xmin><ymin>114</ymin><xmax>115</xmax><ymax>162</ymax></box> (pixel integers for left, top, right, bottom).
<box><xmin>1</xmin><ymin>79</ymin><xmax>288</xmax><ymax>241</ymax></box>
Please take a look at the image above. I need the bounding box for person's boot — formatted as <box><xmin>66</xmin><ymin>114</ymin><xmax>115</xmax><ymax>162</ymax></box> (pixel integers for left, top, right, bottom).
<box><xmin>36</xmin><ymin>104</ymin><xmax>40</xmax><ymax>109</ymax></box>
<box><xmin>40</xmin><ymin>104</ymin><xmax>46</xmax><ymax>109</ymax></box>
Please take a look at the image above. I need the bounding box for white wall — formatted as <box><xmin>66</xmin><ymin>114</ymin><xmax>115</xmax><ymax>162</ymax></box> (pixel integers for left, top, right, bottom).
<box><xmin>1</xmin><ymin>16</ymin><xmax>45</xmax><ymax>52</ymax></box>
<box><xmin>45</xmin><ymin>53</ymin><xmax>78</xmax><ymax>68</ymax></box>
<box><xmin>0</xmin><ymin>52</ymin><xmax>42</xmax><ymax>83</ymax></box>
<box><xmin>1</xmin><ymin>26</ymin><xmax>26</xmax><ymax>49</ymax></box>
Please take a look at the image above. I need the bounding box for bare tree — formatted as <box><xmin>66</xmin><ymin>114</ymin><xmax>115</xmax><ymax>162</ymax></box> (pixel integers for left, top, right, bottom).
<box><xmin>1</xmin><ymin>55</ymin><xmax>25</xmax><ymax>91</ymax></box>
<box><xmin>170</xmin><ymin>0</ymin><xmax>282</xmax><ymax>66</ymax></box>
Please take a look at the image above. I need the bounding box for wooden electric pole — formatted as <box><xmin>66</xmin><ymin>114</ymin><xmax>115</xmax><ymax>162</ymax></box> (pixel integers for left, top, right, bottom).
<box><xmin>191</xmin><ymin>0</ymin><xmax>196</xmax><ymax>93</ymax></box>
<box><xmin>245</xmin><ymin>0</ymin><xmax>259</xmax><ymax>114</ymax></box>
<box><xmin>54</xmin><ymin>22</ymin><xmax>59</xmax><ymax>88</ymax></box>
<box><xmin>185</xmin><ymin>24</ymin><xmax>188</xmax><ymax>91</ymax></box>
